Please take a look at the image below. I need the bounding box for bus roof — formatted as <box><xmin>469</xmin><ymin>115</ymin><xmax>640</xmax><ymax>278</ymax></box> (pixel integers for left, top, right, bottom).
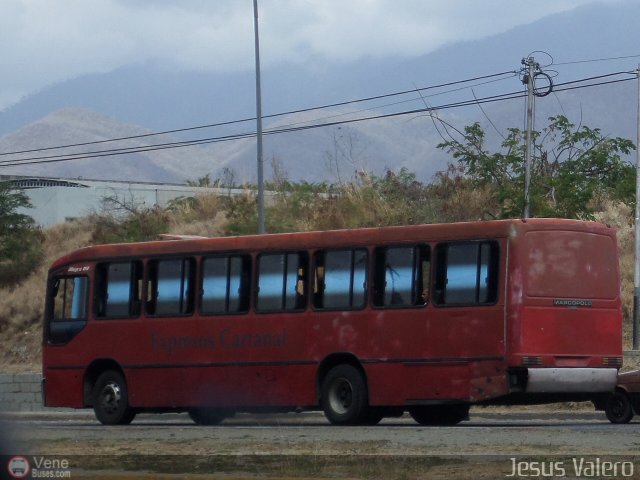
<box><xmin>49</xmin><ymin>218</ymin><xmax>615</xmax><ymax>271</ymax></box>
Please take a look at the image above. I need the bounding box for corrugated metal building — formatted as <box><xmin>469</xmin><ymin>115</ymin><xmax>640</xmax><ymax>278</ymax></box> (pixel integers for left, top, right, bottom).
<box><xmin>1</xmin><ymin>175</ymin><xmax>250</xmax><ymax>228</ymax></box>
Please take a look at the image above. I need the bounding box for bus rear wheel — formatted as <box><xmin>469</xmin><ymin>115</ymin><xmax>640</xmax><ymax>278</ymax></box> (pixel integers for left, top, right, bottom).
<box><xmin>409</xmin><ymin>404</ymin><xmax>469</xmax><ymax>426</ymax></box>
<box><xmin>188</xmin><ymin>408</ymin><xmax>229</xmax><ymax>425</ymax></box>
<box><xmin>321</xmin><ymin>364</ymin><xmax>368</xmax><ymax>425</ymax></box>
<box><xmin>92</xmin><ymin>370</ymin><xmax>136</xmax><ymax>425</ymax></box>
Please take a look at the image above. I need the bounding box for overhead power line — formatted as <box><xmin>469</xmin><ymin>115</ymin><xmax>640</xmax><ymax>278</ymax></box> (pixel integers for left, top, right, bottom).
<box><xmin>0</xmin><ymin>70</ymin><xmax>517</xmax><ymax>158</ymax></box>
<box><xmin>1</xmin><ymin>70</ymin><xmax>636</xmax><ymax>169</ymax></box>
<box><xmin>554</xmin><ymin>53</ymin><xmax>640</xmax><ymax>66</ymax></box>
<box><xmin>0</xmin><ymin>89</ymin><xmax>531</xmax><ymax>167</ymax></box>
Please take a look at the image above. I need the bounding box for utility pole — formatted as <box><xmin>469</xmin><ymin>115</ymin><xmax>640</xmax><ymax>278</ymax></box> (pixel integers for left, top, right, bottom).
<box><xmin>253</xmin><ymin>0</ymin><xmax>266</xmax><ymax>234</ymax></box>
<box><xmin>634</xmin><ymin>64</ymin><xmax>640</xmax><ymax>350</ymax></box>
<box><xmin>522</xmin><ymin>56</ymin><xmax>536</xmax><ymax>219</ymax></box>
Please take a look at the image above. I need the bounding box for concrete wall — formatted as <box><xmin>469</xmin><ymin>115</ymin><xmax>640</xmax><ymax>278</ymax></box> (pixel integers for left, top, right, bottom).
<box><xmin>0</xmin><ymin>373</ymin><xmax>44</xmax><ymax>412</ymax></box>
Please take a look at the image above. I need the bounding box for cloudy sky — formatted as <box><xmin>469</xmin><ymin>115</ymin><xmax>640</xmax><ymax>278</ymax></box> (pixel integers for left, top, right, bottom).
<box><xmin>0</xmin><ymin>0</ymin><xmax>624</xmax><ymax>111</ymax></box>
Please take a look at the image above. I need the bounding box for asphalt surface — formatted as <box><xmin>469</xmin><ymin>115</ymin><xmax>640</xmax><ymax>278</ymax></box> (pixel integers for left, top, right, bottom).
<box><xmin>2</xmin><ymin>410</ymin><xmax>640</xmax><ymax>478</ymax></box>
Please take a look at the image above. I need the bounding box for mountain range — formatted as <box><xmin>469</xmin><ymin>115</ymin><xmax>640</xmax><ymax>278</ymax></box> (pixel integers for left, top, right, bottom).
<box><xmin>1</xmin><ymin>1</ymin><xmax>639</xmax><ymax>184</ymax></box>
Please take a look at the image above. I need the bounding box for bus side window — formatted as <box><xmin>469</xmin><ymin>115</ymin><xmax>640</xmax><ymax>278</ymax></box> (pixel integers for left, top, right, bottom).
<box><xmin>201</xmin><ymin>255</ymin><xmax>251</xmax><ymax>314</ymax></box>
<box><xmin>434</xmin><ymin>241</ymin><xmax>499</xmax><ymax>306</ymax></box>
<box><xmin>373</xmin><ymin>245</ymin><xmax>430</xmax><ymax>307</ymax></box>
<box><xmin>256</xmin><ymin>252</ymin><xmax>307</xmax><ymax>312</ymax></box>
<box><xmin>313</xmin><ymin>249</ymin><xmax>367</xmax><ymax>310</ymax></box>
<box><xmin>51</xmin><ymin>276</ymin><xmax>89</xmax><ymax>321</ymax></box>
<box><xmin>95</xmin><ymin>261</ymin><xmax>143</xmax><ymax>318</ymax></box>
<box><xmin>146</xmin><ymin>258</ymin><xmax>196</xmax><ymax>316</ymax></box>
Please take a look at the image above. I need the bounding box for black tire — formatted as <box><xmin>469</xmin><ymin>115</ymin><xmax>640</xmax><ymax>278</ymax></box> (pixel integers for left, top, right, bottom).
<box><xmin>92</xmin><ymin>370</ymin><xmax>136</xmax><ymax>425</ymax></box>
<box><xmin>188</xmin><ymin>408</ymin><xmax>229</xmax><ymax>425</ymax></box>
<box><xmin>605</xmin><ymin>391</ymin><xmax>634</xmax><ymax>424</ymax></box>
<box><xmin>409</xmin><ymin>404</ymin><xmax>469</xmax><ymax>426</ymax></box>
<box><xmin>321</xmin><ymin>364</ymin><xmax>369</xmax><ymax>425</ymax></box>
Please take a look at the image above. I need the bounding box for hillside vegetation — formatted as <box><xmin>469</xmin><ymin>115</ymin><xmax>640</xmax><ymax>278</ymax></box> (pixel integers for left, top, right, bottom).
<box><xmin>1</xmin><ymin>116</ymin><xmax>637</xmax><ymax>371</ymax></box>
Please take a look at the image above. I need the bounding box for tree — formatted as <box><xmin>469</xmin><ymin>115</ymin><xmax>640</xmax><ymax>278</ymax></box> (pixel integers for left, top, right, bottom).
<box><xmin>0</xmin><ymin>183</ymin><xmax>42</xmax><ymax>286</ymax></box>
<box><xmin>437</xmin><ymin>115</ymin><xmax>636</xmax><ymax>219</ymax></box>
<box><xmin>90</xmin><ymin>194</ymin><xmax>171</xmax><ymax>244</ymax></box>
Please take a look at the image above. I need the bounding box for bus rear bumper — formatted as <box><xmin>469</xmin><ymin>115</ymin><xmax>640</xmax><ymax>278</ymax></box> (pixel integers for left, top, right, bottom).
<box><xmin>525</xmin><ymin>368</ymin><xmax>617</xmax><ymax>393</ymax></box>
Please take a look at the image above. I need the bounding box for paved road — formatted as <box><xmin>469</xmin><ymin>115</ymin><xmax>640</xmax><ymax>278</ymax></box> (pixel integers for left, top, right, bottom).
<box><xmin>3</xmin><ymin>410</ymin><xmax>640</xmax><ymax>478</ymax></box>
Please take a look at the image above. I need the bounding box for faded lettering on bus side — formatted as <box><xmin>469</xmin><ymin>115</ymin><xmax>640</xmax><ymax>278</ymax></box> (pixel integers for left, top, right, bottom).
<box><xmin>150</xmin><ymin>329</ymin><xmax>289</xmax><ymax>354</ymax></box>
<box><xmin>219</xmin><ymin>328</ymin><xmax>288</xmax><ymax>349</ymax></box>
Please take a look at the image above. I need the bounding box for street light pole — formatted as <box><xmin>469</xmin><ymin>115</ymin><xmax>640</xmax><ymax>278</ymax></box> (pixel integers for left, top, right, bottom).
<box><xmin>253</xmin><ymin>0</ymin><xmax>266</xmax><ymax>234</ymax></box>
<box><xmin>633</xmin><ymin>64</ymin><xmax>640</xmax><ymax>350</ymax></box>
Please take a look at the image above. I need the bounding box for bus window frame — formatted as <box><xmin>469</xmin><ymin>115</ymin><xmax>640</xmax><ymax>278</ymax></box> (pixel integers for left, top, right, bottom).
<box><xmin>255</xmin><ymin>251</ymin><xmax>309</xmax><ymax>314</ymax></box>
<box><xmin>433</xmin><ymin>240</ymin><xmax>500</xmax><ymax>308</ymax></box>
<box><xmin>94</xmin><ymin>260</ymin><xmax>143</xmax><ymax>320</ymax></box>
<box><xmin>371</xmin><ymin>244</ymin><xmax>431</xmax><ymax>310</ymax></box>
<box><xmin>199</xmin><ymin>253</ymin><xmax>251</xmax><ymax>316</ymax></box>
<box><xmin>145</xmin><ymin>256</ymin><xmax>197</xmax><ymax>318</ymax></box>
<box><xmin>312</xmin><ymin>247</ymin><xmax>369</xmax><ymax>312</ymax></box>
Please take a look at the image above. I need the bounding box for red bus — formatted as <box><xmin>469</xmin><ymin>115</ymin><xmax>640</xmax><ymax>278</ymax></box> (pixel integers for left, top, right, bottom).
<box><xmin>42</xmin><ymin>219</ymin><xmax>622</xmax><ymax>425</ymax></box>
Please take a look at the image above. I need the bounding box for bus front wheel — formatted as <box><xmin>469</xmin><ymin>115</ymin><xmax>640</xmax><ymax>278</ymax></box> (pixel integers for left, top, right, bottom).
<box><xmin>321</xmin><ymin>364</ymin><xmax>368</xmax><ymax>425</ymax></box>
<box><xmin>92</xmin><ymin>370</ymin><xmax>136</xmax><ymax>425</ymax></box>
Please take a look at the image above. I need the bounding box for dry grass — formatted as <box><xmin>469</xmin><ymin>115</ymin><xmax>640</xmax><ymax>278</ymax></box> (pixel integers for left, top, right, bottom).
<box><xmin>167</xmin><ymin>193</ymin><xmax>228</xmax><ymax>237</ymax></box>
<box><xmin>622</xmin><ymin>354</ymin><xmax>640</xmax><ymax>372</ymax></box>
<box><xmin>594</xmin><ymin>201</ymin><xmax>635</xmax><ymax>350</ymax></box>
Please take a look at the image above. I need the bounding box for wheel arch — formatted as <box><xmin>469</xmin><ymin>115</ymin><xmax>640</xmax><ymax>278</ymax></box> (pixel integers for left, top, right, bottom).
<box><xmin>315</xmin><ymin>352</ymin><xmax>367</xmax><ymax>403</ymax></box>
<box><xmin>83</xmin><ymin>358</ymin><xmax>126</xmax><ymax>407</ymax></box>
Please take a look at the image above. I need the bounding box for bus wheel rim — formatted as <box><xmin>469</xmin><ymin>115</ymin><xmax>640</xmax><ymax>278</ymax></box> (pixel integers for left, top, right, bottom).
<box><xmin>329</xmin><ymin>378</ymin><xmax>353</xmax><ymax>414</ymax></box>
<box><xmin>100</xmin><ymin>382</ymin><xmax>122</xmax><ymax>415</ymax></box>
